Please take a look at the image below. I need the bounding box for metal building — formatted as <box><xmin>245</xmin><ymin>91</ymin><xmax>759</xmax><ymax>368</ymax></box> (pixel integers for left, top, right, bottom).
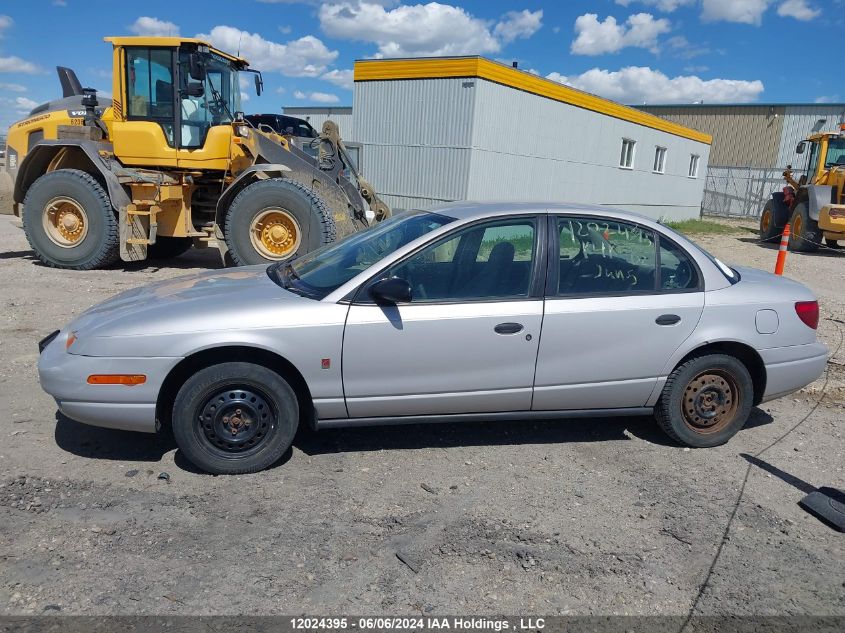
<box><xmin>637</xmin><ymin>104</ymin><xmax>845</xmax><ymax>217</ymax></box>
<box><xmin>342</xmin><ymin>57</ymin><xmax>711</xmax><ymax>220</ymax></box>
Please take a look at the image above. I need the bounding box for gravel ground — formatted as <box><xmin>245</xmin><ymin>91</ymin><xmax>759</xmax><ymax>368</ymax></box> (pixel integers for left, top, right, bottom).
<box><xmin>0</xmin><ymin>212</ymin><xmax>843</xmax><ymax>617</ymax></box>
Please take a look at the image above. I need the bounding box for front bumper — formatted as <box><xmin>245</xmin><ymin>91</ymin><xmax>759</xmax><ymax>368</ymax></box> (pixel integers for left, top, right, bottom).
<box><xmin>38</xmin><ymin>332</ymin><xmax>182</xmax><ymax>433</ymax></box>
<box><xmin>760</xmin><ymin>342</ymin><xmax>828</xmax><ymax>402</ymax></box>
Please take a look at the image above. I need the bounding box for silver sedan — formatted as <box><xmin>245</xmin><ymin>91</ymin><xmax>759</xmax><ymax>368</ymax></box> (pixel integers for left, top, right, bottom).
<box><xmin>38</xmin><ymin>202</ymin><xmax>828</xmax><ymax>474</ymax></box>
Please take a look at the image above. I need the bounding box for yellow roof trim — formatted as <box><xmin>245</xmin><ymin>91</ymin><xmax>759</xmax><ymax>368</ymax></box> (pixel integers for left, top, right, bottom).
<box><xmin>103</xmin><ymin>36</ymin><xmax>247</xmax><ymax>65</ymax></box>
<box><xmin>354</xmin><ymin>57</ymin><xmax>713</xmax><ymax>145</ymax></box>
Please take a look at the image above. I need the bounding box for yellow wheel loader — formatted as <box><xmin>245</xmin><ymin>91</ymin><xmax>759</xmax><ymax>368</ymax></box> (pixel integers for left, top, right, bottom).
<box><xmin>760</xmin><ymin>127</ymin><xmax>845</xmax><ymax>252</ymax></box>
<box><xmin>3</xmin><ymin>36</ymin><xmax>389</xmax><ymax>270</ymax></box>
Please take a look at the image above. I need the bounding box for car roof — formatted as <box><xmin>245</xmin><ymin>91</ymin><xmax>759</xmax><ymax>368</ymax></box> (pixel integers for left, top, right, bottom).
<box><xmin>421</xmin><ymin>200</ymin><xmax>657</xmax><ymax>224</ymax></box>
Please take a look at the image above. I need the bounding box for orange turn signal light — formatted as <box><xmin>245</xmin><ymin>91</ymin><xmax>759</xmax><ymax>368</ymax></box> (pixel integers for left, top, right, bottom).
<box><xmin>87</xmin><ymin>374</ymin><xmax>147</xmax><ymax>386</ymax></box>
<box><xmin>66</xmin><ymin>333</ymin><xmax>77</xmax><ymax>349</ymax></box>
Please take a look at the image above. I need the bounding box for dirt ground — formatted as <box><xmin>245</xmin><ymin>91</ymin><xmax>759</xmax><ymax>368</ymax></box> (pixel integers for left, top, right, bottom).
<box><xmin>0</xmin><ymin>210</ymin><xmax>843</xmax><ymax>617</ymax></box>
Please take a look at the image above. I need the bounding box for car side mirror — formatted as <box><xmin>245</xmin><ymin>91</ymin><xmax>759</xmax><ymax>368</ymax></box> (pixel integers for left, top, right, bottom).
<box><xmin>185</xmin><ymin>82</ymin><xmax>204</xmax><ymax>98</ymax></box>
<box><xmin>189</xmin><ymin>53</ymin><xmax>206</xmax><ymax>81</ymax></box>
<box><xmin>796</xmin><ymin>141</ymin><xmax>806</xmax><ymax>154</ymax></box>
<box><xmin>369</xmin><ymin>277</ymin><xmax>412</xmax><ymax>304</ymax></box>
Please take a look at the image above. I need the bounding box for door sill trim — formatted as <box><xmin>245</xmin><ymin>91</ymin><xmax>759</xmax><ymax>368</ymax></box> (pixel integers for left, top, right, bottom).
<box><xmin>315</xmin><ymin>407</ymin><xmax>653</xmax><ymax>430</ymax></box>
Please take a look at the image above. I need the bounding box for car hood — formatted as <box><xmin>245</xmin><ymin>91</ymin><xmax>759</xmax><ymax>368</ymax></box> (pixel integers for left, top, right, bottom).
<box><xmin>66</xmin><ymin>266</ymin><xmax>310</xmax><ymax>346</ymax></box>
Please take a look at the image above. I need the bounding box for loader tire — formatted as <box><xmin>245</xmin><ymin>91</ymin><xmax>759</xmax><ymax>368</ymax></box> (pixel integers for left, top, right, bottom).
<box><xmin>223</xmin><ymin>178</ymin><xmax>336</xmax><ymax>267</ymax></box>
<box><xmin>758</xmin><ymin>200</ymin><xmax>779</xmax><ymax>243</ymax></box>
<box><xmin>22</xmin><ymin>169</ymin><xmax>119</xmax><ymax>270</ymax></box>
<box><xmin>788</xmin><ymin>203</ymin><xmax>819</xmax><ymax>253</ymax></box>
<box><xmin>147</xmin><ymin>236</ymin><xmax>193</xmax><ymax>259</ymax></box>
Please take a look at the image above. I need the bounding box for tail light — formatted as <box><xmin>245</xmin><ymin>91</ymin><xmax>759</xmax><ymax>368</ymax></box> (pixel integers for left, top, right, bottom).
<box><xmin>795</xmin><ymin>301</ymin><xmax>819</xmax><ymax>329</ymax></box>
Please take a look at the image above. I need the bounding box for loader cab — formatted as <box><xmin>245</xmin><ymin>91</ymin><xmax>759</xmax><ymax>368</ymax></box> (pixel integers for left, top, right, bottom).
<box><xmin>799</xmin><ymin>133</ymin><xmax>845</xmax><ymax>185</ymax></box>
<box><xmin>107</xmin><ymin>37</ymin><xmax>259</xmax><ymax>170</ymax></box>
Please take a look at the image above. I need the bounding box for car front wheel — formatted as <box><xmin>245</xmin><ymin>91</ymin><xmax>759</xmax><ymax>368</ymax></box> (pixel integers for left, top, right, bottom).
<box><xmin>171</xmin><ymin>362</ymin><xmax>299</xmax><ymax>474</ymax></box>
<box><xmin>655</xmin><ymin>354</ymin><xmax>753</xmax><ymax>448</ymax></box>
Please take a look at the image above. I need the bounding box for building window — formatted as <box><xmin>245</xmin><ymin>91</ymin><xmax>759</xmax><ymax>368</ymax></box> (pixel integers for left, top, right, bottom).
<box><xmin>653</xmin><ymin>146</ymin><xmax>667</xmax><ymax>174</ymax></box>
<box><xmin>688</xmin><ymin>154</ymin><xmax>700</xmax><ymax>178</ymax></box>
<box><xmin>620</xmin><ymin>139</ymin><xmax>636</xmax><ymax>169</ymax></box>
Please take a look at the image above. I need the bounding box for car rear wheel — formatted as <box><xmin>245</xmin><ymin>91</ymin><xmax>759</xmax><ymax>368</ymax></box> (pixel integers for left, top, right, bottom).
<box><xmin>655</xmin><ymin>354</ymin><xmax>753</xmax><ymax>448</ymax></box>
<box><xmin>171</xmin><ymin>362</ymin><xmax>298</xmax><ymax>474</ymax></box>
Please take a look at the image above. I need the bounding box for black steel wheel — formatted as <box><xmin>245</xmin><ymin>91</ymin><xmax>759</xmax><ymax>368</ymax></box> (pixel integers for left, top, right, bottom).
<box><xmin>655</xmin><ymin>353</ymin><xmax>753</xmax><ymax>448</ymax></box>
<box><xmin>172</xmin><ymin>362</ymin><xmax>299</xmax><ymax>474</ymax></box>
<box><xmin>788</xmin><ymin>203</ymin><xmax>820</xmax><ymax>253</ymax></box>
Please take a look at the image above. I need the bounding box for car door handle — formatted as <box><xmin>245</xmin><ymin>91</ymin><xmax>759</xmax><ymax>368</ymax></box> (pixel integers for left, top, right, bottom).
<box><xmin>494</xmin><ymin>322</ymin><xmax>524</xmax><ymax>335</ymax></box>
<box><xmin>655</xmin><ymin>314</ymin><xmax>681</xmax><ymax>326</ymax></box>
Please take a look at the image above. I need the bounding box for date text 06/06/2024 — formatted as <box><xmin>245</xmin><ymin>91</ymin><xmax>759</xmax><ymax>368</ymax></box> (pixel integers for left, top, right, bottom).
<box><xmin>289</xmin><ymin>617</ymin><xmax>546</xmax><ymax>631</ymax></box>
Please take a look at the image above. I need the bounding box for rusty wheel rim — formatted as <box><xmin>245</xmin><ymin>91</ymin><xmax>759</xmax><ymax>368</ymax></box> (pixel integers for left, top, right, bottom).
<box><xmin>681</xmin><ymin>369</ymin><xmax>740</xmax><ymax>435</ymax></box>
<box><xmin>42</xmin><ymin>196</ymin><xmax>88</xmax><ymax>248</ymax></box>
<box><xmin>760</xmin><ymin>208</ymin><xmax>771</xmax><ymax>232</ymax></box>
<box><xmin>249</xmin><ymin>209</ymin><xmax>302</xmax><ymax>260</ymax></box>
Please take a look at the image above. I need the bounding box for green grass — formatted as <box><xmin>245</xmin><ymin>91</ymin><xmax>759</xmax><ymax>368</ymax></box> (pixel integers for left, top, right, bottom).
<box><xmin>664</xmin><ymin>219</ymin><xmax>738</xmax><ymax>235</ymax></box>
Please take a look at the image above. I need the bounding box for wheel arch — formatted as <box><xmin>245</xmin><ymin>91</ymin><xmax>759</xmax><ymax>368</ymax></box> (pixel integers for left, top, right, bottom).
<box><xmin>672</xmin><ymin>341</ymin><xmax>766</xmax><ymax>405</ymax></box>
<box><xmin>155</xmin><ymin>345</ymin><xmax>315</xmax><ymax>432</ymax></box>
<box><xmin>15</xmin><ymin>141</ymin><xmax>130</xmax><ymax>210</ymax></box>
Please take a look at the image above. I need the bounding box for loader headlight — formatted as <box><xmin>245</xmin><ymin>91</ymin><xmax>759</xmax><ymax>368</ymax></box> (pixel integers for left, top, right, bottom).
<box><xmin>235</xmin><ymin>124</ymin><xmax>250</xmax><ymax>138</ymax></box>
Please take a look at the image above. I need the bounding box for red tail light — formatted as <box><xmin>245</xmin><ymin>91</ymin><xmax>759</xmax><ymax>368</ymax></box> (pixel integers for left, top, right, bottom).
<box><xmin>795</xmin><ymin>301</ymin><xmax>819</xmax><ymax>330</ymax></box>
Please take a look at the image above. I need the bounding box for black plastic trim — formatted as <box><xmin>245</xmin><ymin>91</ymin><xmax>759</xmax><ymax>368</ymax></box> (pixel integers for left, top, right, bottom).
<box><xmin>316</xmin><ymin>407</ymin><xmax>653</xmax><ymax>429</ymax></box>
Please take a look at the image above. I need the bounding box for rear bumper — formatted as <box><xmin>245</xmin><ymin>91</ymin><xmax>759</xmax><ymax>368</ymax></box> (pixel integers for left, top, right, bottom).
<box><xmin>38</xmin><ymin>332</ymin><xmax>181</xmax><ymax>433</ymax></box>
<box><xmin>760</xmin><ymin>342</ymin><xmax>828</xmax><ymax>403</ymax></box>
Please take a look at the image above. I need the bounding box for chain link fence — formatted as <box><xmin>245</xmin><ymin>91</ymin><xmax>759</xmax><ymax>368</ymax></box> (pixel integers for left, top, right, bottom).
<box><xmin>702</xmin><ymin>165</ymin><xmax>805</xmax><ymax>218</ymax></box>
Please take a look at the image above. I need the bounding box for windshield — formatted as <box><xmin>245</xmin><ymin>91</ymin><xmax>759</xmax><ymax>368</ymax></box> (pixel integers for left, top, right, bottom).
<box><xmin>179</xmin><ymin>51</ymin><xmax>241</xmax><ymax>148</ymax></box>
<box><xmin>268</xmin><ymin>210</ymin><xmax>456</xmax><ymax>299</ymax></box>
<box><xmin>824</xmin><ymin>137</ymin><xmax>845</xmax><ymax>169</ymax></box>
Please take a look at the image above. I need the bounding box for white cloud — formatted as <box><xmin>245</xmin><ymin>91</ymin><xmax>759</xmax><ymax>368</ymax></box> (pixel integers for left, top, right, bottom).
<box><xmin>0</xmin><ymin>56</ymin><xmax>42</xmax><ymax>74</ymax></box>
<box><xmin>777</xmin><ymin>0</ymin><xmax>820</xmax><ymax>20</ymax></box>
<box><xmin>667</xmin><ymin>35</ymin><xmax>711</xmax><ymax>58</ymax></box>
<box><xmin>294</xmin><ymin>89</ymin><xmax>340</xmax><ymax>103</ymax></box>
<box><xmin>547</xmin><ymin>66</ymin><xmax>764</xmax><ymax>104</ymax></box>
<box><xmin>319</xmin><ymin>1</ymin><xmax>501</xmax><ymax>57</ymax></box>
<box><xmin>197</xmin><ymin>26</ymin><xmax>337</xmax><ymax>77</ymax></box>
<box><xmin>0</xmin><ymin>81</ymin><xmax>26</xmax><ymax>92</ymax></box>
<box><xmin>701</xmin><ymin>0</ymin><xmax>771</xmax><ymax>25</ymax></box>
<box><xmin>321</xmin><ymin>68</ymin><xmax>354</xmax><ymax>89</ymax></box>
<box><xmin>129</xmin><ymin>16</ymin><xmax>180</xmax><ymax>37</ymax></box>
<box><xmin>276</xmin><ymin>86</ymin><xmax>287</xmax><ymax>94</ymax></box>
<box><xmin>815</xmin><ymin>95</ymin><xmax>840</xmax><ymax>104</ymax></box>
<box><xmin>240</xmin><ymin>91</ymin><xmax>250</xmax><ymax>102</ymax></box>
<box><xmin>494</xmin><ymin>9</ymin><xmax>543</xmax><ymax>43</ymax></box>
<box><xmin>571</xmin><ymin>13</ymin><xmax>671</xmax><ymax>55</ymax></box>
<box><xmin>14</xmin><ymin>96</ymin><xmax>38</xmax><ymax>111</ymax></box>
<box><xmin>53</xmin><ymin>0</ymin><xmax>67</xmax><ymax>6</ymax></box>
<box><xmin>616</xmin><ymin>0</ymin><xmax>695</xmax><ymax>11</ymax></box>
<box><xmin>0</xmin><ymin>15</ymin><xmax>12</xmax><ymax>36</ymax></box>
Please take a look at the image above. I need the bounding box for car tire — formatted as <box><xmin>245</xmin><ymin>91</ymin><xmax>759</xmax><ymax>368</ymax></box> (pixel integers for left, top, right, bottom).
<box><xmin>788</xmin><ymin>203</ymin><xmax>820</xmax><ymax>253</ymax></box>
<box><xmin>148</xmin><ymin>236</ymin><xmax>193</xmax><ymax>259</ymax></box>
<box><xmin>223</xmin><ymin>177</ymin><xmax>336</xmax><ymax>266</ymax></box>
<box><xmin>655</xmin><ymin>354</ymin><xmax>753</xmax><ymax>448</ymax></box>
<box><xmin>22</xmin><ymin>169</ymin><xmax>119</xmax><ymax>269</ymax></box>
<box><xmin>759</xmin><ymin>200</ymin><xmax>780</xmax><ymax>243</ymax></box>
<box><xmin>171</xmin><ymin>362</ymin><xmax>299</xmax><ymax>474</ymax></box>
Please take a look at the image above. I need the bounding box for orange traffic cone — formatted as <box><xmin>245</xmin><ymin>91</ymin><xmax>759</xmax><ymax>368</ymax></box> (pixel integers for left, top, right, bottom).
<box><xmin>774</xmin><ymin>223</ymin><xmax>790</xmax><ymax>275</ymax></box>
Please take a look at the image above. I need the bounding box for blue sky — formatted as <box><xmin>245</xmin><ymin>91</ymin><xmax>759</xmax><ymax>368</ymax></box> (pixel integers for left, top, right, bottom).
<box><xmin>0</xmin><ymin>0</ymin><xmax>837</xmax><ymax>129</ymax></box>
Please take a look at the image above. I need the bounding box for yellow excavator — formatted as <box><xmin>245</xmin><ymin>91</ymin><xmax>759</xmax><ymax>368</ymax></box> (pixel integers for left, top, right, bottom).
<box><xmin>760</xmin><ymin>127</ymin><xmax>845</xmax><ymax>252</ymax></box>
<box><xmin>4</xmin><ymin>36</ymin><xmax>389</xmax><ymax>269</ymax></box>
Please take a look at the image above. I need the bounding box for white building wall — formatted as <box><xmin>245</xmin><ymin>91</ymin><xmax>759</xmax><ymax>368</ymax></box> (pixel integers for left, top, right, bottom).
<box><xmin>353</xmin><ymin>77</ymin><xmax>477</xmax><ymax>211</ymax></box>
<box><xmin>776</xmin><ymin>105</ymin><xmax>845</xmax><ymax>169</ymax></box>
<box><xmin>353</xmin><ymin>74</ymin><xmax>710</xmax><ymax>217</ymax></box>
<box><xmin>466</xmin><ymin>79</ymin><xmax>710</xmax><ymax>221</ymax></box>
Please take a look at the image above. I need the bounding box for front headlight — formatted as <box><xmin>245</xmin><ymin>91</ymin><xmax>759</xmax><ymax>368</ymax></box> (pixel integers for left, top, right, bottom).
<box><xmin>235</xmin><ymin>124</ymin><xmax>250</xmax><ymax>138</ymax></box>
